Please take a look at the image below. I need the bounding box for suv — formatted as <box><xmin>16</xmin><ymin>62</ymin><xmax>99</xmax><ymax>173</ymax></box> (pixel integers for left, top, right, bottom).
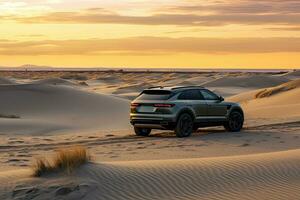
<box><xmin>130</xmin><ymin>86</ymin><xmax>244</xmax><ymax>137</ymax></box>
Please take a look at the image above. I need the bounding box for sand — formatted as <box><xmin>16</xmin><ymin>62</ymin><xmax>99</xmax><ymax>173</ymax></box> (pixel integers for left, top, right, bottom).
<box><xmin>0</xmin><ymin>83</ymin><xmax>130</xmax><ymax>135</ymax></box>
<box><xmin>1</xmin><ymin>149</ymin><xmax>299</xmax><ymax>200</ymax></box>
<box><xmin>228</xmin><ymin>79</ymin><xmax>300</xmax><ymax>126</ymax></box>
<box><xmin>0</xmin><ymin>70</ymin><xmax>299</xmax><ymax>200</ymax></box>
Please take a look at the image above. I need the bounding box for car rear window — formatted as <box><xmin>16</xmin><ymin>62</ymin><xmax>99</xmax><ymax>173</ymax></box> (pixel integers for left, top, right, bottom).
<box><xmin>136</xmin><ymin>90</ymin><xmax>172</xmax><ymax>100</ymax></box>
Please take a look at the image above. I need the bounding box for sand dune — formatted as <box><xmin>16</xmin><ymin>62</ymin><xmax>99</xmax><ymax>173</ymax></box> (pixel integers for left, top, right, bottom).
<box><xmin>282</xmin><ymin>70</ymin><xmax>300</xmax><ymax>80</ymax></box>
<box><xmin>2</xmin><ymin>149</ymin><xmax>299</xmax><ymax>200</ymax></box>
<box><xmin>0</xmin><ymin>83</ymin><xmax>130</xmax><ymax>135</ymax></box>
<box><xmin>243</xmin><ymin>88</ymin><xmax>300</xmax><ymax>123</ymax></box>
<box><xmin>32</xmin><ymin>78</ymin><xmax>78</xmax><ymax>86</ymax></box>
<box><xmin>202</xmin><ymin>74</ymin><xmax>289</xmax><ymax>88</ymax></box>
<box><xmin>199</xmin><ymin>74</ymin><xmax>290</xmax><ymax>97</ymax></box>
<box><xmin>0</xmin><ymin>77</ymin><xmax>15</xmax><ymax>85</ymax></box>
<box><xmin>0</xmin><ymin>71</ymin><xmax>299</xmax><ymax>200</ymax></box>
<box><xmin>229</xmin><ymin>79</ymin><xmax>300</xmax><ymax>102</ymax></box>
<box><xmin>228</xmin><ymin>79</ymin><xmax>300</xmax><ymax>125</ymax></box>
<box><xmin>255</xmin><ymin>79</ymin><xmax>300</xmax><ymax>98</ymax></box>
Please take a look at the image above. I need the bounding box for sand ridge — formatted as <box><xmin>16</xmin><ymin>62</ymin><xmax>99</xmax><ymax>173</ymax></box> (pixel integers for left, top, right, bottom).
<box><xmin>0</xmin><ymin>70</ymin><xmax>299</xmax><ymax>200</ymax></box>
<box><xmin>1</xmin><ymin>149</ymin><xmax>299</xmax><ymax>200</ymax></box>
<box><xmin>0</xmin><ymin>82</ymin><xmax>131</xmax><ymax>135</ymax></box>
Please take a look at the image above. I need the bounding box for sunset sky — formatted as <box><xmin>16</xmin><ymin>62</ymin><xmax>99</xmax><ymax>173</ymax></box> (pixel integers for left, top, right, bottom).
<box><xmin>0</xmin><ymin>0</ymin><xmax>299</xmax><ymax>68</ymax></box>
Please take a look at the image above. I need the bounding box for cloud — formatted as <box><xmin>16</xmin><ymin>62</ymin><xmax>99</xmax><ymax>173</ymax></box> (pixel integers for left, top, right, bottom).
<box><xmin>1</xmin><ymin>0</ymin><xmax>299</xmax><ymax>27</ymax></box>
<box><xmin>5</xmin><ymin>11</ymin><xmax>299</xmax><ymax>27</ymax></box>
<box><xmin>2</xmin><ymin>0</ymin><xmax>298</xmax><ymax>27</ymax></box>
<box><xmin>165</xmin><ymin>0</ymin><xmax>300</xmax><ymax>14</ymax></box>
<box><xmin>267</xmin><ymin>26</ymin><xmax>300</xmax><ymax>31</ymax></box>
<box><xmin>0</xmin><ymin>37</ymin><xmax>299</xmax><ymax>55</ymax></box>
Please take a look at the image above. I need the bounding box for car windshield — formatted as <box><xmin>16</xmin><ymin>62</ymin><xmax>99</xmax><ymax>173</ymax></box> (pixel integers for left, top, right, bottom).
<box><xmin>136</xmin><ymin>90</ymin><xmax>172</xmax><ymax>100</ymax></box>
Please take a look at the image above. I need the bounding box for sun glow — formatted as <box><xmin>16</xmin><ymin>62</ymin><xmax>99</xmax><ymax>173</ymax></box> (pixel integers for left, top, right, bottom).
<box><xmin>0</xmin><ymin>0</ymin><xmax>299</xmax><ymax>68</ymax></box>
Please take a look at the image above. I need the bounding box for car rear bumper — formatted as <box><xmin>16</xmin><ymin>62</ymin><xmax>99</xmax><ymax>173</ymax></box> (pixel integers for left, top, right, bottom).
<box><xmin>130</xmin><ymin>113</ymin><xmax>176</xmax><ymax>129</ymax></box>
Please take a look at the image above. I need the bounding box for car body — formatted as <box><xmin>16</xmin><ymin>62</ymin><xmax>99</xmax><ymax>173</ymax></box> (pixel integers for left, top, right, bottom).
<box><xmin>130</xmin><ymin>86</ymin><xmax>244</xmax><ymax>137</ymax></box>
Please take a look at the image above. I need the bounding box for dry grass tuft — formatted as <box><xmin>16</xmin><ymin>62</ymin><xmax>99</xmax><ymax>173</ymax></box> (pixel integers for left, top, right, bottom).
<box><xmin>33</xmin><ymin>146</ymin><xmax>91</xmax><ymax>177</ymax></box>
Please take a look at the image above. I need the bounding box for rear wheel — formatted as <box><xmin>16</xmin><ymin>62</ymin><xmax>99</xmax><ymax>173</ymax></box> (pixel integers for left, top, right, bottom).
<box><xmin>134</xmin><ymin>127</ymin><xmax>151</xmax><ymax>136</ymax></box>
<box><xmin>224</xmin><ymin>110</ymin><xmax>244</xmax><ymax>132</ymax></box>
<box><xmin>175</xmin><ymin>113</ymin><xmax>194</xmax><ymax>138</ymax></box>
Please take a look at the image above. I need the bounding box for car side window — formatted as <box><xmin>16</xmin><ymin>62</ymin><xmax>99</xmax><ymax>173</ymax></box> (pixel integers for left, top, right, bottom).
<box><xmin>200</xmin><ymin>90</ymin><xmax>219</xmax><ymax>100</ymax></box>
<box><xmin>178</xmin><ymin>90</ymin><xmax>204</xmax><ymax>100</ymax></box>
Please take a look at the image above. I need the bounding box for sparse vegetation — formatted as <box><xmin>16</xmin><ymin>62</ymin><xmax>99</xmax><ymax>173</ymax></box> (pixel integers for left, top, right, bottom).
<box><xmin>0</xmin><ymin>114</ymin><xmax>20</xmax><ymax>119</ymax></box>
<box><xmin>33</xmin><ymin>146</ymin><xmax>91</xmax><ymax>177</ymax></box>
<box><xmin>255</xmin><ymin>79</ymin><xmax>300</xmax><ymax>98</ymax></box>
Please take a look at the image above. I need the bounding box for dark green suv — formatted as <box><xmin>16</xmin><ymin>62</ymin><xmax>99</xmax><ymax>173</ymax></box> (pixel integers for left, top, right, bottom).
<box><xmin>130</xmin><ymin>86</ymin><xmax>244</xmax><ymax>137</ymax></box>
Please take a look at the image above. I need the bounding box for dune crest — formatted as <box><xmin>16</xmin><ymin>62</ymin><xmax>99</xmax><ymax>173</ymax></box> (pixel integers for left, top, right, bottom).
<box><xmin>32</xmin><ymin>78</ymin><xmax>78</xmax><ymax>86</ymax></box>
<box><xmin>0</xmin><ymin>83</ymin><xmax>130</xmax><ymax>135</ymax></box>
<box><xmin>2</xmin><ymin>149</ymin><xmax>299</xmax><ymax>200</ymax></box>
<box><xmin>0</xmin><ymin>77</ymin><xmax>15</xmax><ymax>85</ymax></box>
<box><xmin>202</xmin><ymin>75</ymin><xmax>289</xmax><ymax>88</ymax></box>
<box><xmin>228</xmin><ymin>79</ymin><xmax>300</xmax><ymax>126</ymax></box>
<box><xmin>255</xmin><ymin>79</ymin><xmax>300</xmax><ymax>98</ymax></box>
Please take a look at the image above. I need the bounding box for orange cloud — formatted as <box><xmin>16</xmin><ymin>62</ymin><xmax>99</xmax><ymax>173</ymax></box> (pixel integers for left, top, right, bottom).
<box><xmin>0</xmin><ymin>37</ymin><xmax>299</xmax><ymax>56</ymax></box>
<box><xmin>1</xmin><ymin>0</ymin><xmax>299</xmax><ymax>27</ymax></box>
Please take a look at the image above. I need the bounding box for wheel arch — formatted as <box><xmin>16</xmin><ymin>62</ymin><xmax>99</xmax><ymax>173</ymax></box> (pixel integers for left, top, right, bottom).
<box><xmin>176</xmin><ymin>108</ymin><xmax>196</xmax><ymax>122</ymax></box>
<box><xmin>228</xmin><ymin>106</ymin><xmax>244</xmax><ymax>118</ymax></box>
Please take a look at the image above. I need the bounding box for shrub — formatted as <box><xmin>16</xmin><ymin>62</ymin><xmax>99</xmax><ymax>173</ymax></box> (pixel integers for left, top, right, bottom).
<box><xmin>33</xmin><ymin>146</ymin><xmax>90</xmax><ymax>177</ymax></box>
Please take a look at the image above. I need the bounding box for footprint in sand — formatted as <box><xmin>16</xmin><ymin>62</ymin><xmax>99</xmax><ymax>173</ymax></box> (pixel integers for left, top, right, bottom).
<box><xmin>16</xmin><ymin>154</ymin><xmax>31</xmax><ymax>157</ymax></box>
<box><xmin>8</xmin><ymin>140</ymin><xmax>25</xmax><ymax>144</ymax></box>
<box><xmin>13</xmin><ymin>186</ymin><xmax>40</xmax><ymax>198</ymax></box>
<box><xmin>43</xmin><ymin>138</ymin><xmax>54</xmax><ymax>142</ymax></box>
<box><xmin>136</xmin><ymin>146</ymin><xmax>146</xmax><ymax>149</ymax></box>
<box><xmin>239</xmin><ymin>143</ymin><xmax>250</xmax><ymax>147</ymax></box>
<box><xmin>19</xmin><ymin>163</ymin><xmax>29</xmax><ymax>167</ymax></box>
<box><xmin>105</xmin><ymin>134</ymin><xmax>115</xmax><ymax>137</ymax></box>
<box><xmin>7</xmin><ymin>158</ymin><xmax>21</xmax><ymax>162</ymax></box>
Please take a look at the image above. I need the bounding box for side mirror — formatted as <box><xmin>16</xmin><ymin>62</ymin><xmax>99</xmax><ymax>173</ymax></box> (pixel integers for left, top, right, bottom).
<box><xmin>219</xmin><ymin>96</ymin><xmax>224</xmax><ymax>102</ymax></box>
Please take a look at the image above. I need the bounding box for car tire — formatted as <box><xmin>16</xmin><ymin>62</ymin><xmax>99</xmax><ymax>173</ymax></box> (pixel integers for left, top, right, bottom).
<box><xmin>224</xmin><ymin>110</ymin><xmax>244</xmax><ymax>132</ymax></box>
<box><xmin>175</xmin><ymin>113</ymin><xmax>194</xmax><ymax>138</ymax></box>
<box><xmin>134</xmin><ymin>127</ymin><xmax>151</xmax><ymax>136</ymax></box>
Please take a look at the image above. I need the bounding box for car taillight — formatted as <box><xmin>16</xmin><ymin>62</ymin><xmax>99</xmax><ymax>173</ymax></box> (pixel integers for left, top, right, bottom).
<box><xmin>154</xmin><ymin>104</ymin><xmax>175</xmax><ymax>108</ymax></box>
<box><xmin>131</xmin><ymin>103</ymin><xmax>140</xmax><ymax>107</ymax></box>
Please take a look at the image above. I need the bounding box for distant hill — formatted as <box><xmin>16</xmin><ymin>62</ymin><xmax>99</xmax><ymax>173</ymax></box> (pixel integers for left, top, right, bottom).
<box><xmin>0</xmin><ymin>64</ymin><xmax>54</xmax><ymax>71</ymax></box>
<box><xmin>17</xmin><ymin>64</ymin><xmax>54</xmax><ymax>70</ymax></box>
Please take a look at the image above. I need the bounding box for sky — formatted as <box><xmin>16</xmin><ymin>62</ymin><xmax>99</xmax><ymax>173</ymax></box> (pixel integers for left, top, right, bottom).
<box><xmin>0</xmin><ymin>0</ymin><xmax>299</xmax><ymax>68</ymax></box>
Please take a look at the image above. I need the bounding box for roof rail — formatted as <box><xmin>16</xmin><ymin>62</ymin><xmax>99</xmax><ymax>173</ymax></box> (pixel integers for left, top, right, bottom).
<box><xmin>171</xmin><ymin>86</ymin><xmax>204</xmax><ymax>90</ymax></box>
<box><xmin>147</xmin><ymin>86</ymin><xmax>164</xmax><ymax>89</ymax></box>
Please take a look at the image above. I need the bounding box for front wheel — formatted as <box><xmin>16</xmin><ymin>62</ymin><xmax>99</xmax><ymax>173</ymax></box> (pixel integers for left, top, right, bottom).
<box><xmin>134</xmin><ymin>127</ymin><xmax>151</xmax><ymax>136</ymax></box>
<box><xmin>224</xmin><ymin>110</ymin><xmax>244</xmax><ymax>132</ymax></box>
<box><xmin>175</xmin><ymin>113</ymin><xmax>194</xmax><ymax>138</ymax></box>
